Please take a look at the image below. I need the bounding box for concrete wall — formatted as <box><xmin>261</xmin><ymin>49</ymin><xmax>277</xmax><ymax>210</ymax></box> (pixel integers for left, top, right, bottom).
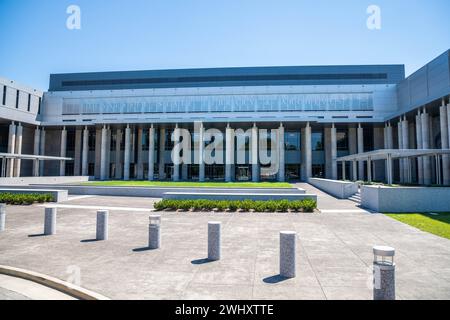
<box><xmin>0</xmin><ymin>176</ymin><xmax>91</xmax><ymax>186</ymax></box>
<box><xmin>361</xmin><ymin>185</ymin><xmax>450</xmax><ymax>212</ymax></box>
<box><xmin>308</xmin><ymin>178</ymin><xmax>358</xmax><ymax>199</ymax></box>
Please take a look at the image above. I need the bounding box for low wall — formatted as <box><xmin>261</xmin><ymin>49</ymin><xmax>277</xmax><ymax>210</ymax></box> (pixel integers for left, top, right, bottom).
<box><xmin>163</xmin><ymin>192</ymin><xmax>317</xmax><ymax>202</ymax></box>
<box><xmin>0</xmin><ymin>188</ymin><xmax>68</xmax><ymax>203</ymax></box>
<box><xmin>361</xmin><ymin>185</ymin><xmax>450</xmax><ymax>212</ymax></box>
<box><xmin>0</xmin><ymin>176</ymin><xmax>91</xmax><ymax>186</ymax></box>
<box><xmin>308</xmin><ymin>178</ymin><xmax>358</xmax><ymax>199</ymax></box>
<box><xmin>0</xmin><ymin>185</ymin><xmax>303</xmax><ymax>199</ymax></box>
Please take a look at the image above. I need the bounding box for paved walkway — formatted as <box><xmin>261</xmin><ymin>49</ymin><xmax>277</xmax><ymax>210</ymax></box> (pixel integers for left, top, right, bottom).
<box><xmin>0</xmin><ymin>274</ymin><xmax>75</xmax><ymax>300</ymax></box>
<box><xmin>0</xmin><ymin>190</ymin><xmax>449</xmax><ymax>300</ymax></box>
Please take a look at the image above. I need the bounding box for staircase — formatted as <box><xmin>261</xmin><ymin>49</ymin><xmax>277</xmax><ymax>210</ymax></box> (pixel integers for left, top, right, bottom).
<box><xmin>348</xmin><ymin>190</ymin><xmax>361</xmax><ymax>204</ymax></box>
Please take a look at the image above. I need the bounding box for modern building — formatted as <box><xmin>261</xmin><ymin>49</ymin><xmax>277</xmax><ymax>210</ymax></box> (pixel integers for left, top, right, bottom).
<box><xmin>1</xmin><ymin>49</ymin><xmax>449</xmax><ymax>184</ymax></box>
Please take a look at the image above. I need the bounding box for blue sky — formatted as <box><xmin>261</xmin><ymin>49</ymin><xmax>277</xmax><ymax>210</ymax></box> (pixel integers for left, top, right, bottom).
<box><xmin>0</xmin><ymin>0</ymin><xmax>449</xmax><ymax>91</ymax></box>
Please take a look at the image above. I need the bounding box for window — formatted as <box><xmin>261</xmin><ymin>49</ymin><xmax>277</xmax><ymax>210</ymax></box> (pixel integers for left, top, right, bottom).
<box><xmin>15</xmin><ymin>90</ymin><xmax>19</xmax><ymax>108</ymax></box>
<box><xmin>165</xmin><ymin>129</ymin><xmax>174</xmax><ymax>150</ymax></box>
<box><xmin>2</xmin><ymin>86</ymin><xmax>6</xmax><ymax>105</ymax></box>
<box><xmin>337</xmin><ymin>129</ymin><xmax>348</xmax><ymax>150</ymax></box>
<box><xmin>312</xmin><ymin>131</ymin><xmax>324</xmax><ymax>151</ymax></box>
<box><xmin>312</xmin><ymin>164</ymin><xmax>325</xmax><ymax>178</ymax></box>
<box><xmin>38</xmin><ymin>97</ymin><xmax>41</xmax><ymax>114</ymax></box>
<box><xmin>285</xmin><ymin>132</ymin><xmax>300</xmax><ymax>151</ymax></box>
<box><xmin>88</xmin><ymin>131</ymin><xmax>96</xmax><ymax>151</ymax></box>
<box><xmin>27</xmin><ymin>94</ymin><xmax>31</xmax><ymax>112</ymax></box>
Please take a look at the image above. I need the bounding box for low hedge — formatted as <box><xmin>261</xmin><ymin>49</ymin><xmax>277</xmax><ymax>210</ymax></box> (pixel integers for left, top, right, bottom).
<box><xmin>154</xmin><ymin>199</ymin><xmax>317</xmax><ymax>213</ymax></box>
<box><xmin>0</xmin><ymin>193</ymin><xmax>54</xmax><ymax>205</ymax></box>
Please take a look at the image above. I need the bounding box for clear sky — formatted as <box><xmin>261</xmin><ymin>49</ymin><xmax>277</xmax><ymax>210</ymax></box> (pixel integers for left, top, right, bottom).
<box><xmin>0</xmin><ymin>0</ymin><xmax>449</xmax><ymax>91</ymax></box>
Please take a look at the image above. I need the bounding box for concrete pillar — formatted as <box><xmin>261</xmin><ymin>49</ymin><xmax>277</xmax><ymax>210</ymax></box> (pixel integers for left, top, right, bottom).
<box><xmin>148</xmin><ymin>125</ymin><xmax>155</xmax><ymax>181</ymax></box>
<box><xmin>415</xmin><ymin>113</ymin><xmax>424</xmax><ymax>184</ymax></box>
<box><xmin>137</xmin><ymin>127</ymin><xmax>144</xmax><ymax>180</ymax></box>
<box><xmin>115</xmin><ymin>128</ymin><xmax>122</xmax><ymax>179</ymax></box>
<box><xmin>100</xmin><ymin>125</ymin><xmax>107</xmax><ymax>180</ymax></box>
<box><xmin>386</xmin><ymin>154</ymin><xmax>393</xmax><ymax>185</ymax></box>
<box><xmin>148</xmin><ymin>215</ymin><xmax>161</xmax><ymax>249</ymax></box>
<box><xmin>182</xmin><ymin>164</ymin><xmax>188</xmax><ymax>180</ymax></box>
<box><xmin>440</xmin><ymin>103</ymin><xmax>450</xmax><ymax>185</ymax></box>
<box><xmin>39</xmin><ymin>129</ymin><xmax>46</xmax><ymax>176</ymax></box>
<box><xmin>397</xmin><ymin>120</ymin><xmax>404</xmax><ymax>183</ymax></box>
<box><xmin>305</xmin><ymin>122</ymin><xmax>312</xmax><ymax>180</ymax></box>
<box><xmin>348</xmin><ymin>126</ymin><xmax>357</xmax><ymax>180</ymax></box>
<box><xmin>172</xmin><ymin>125</ymin><xmax>180</xmax><ymax>182</ymax></box>
<box><xmin>402</xmin><ymin>117</ymin><xmax>410</xmax><ymax>183</ymax></box>
<box><xmin>225</xmin><ymin>124</ymin><xmax>233</xmax><ymax>182</ymax></box>
<box><xmin>44</xmin><ymin>208</ymin><xmax>57</xmax><ymax>235</ymax></box>
<box><xmin>421</xmin><ymin>110</ymin><xmax>432</xmax><ymax>185</ymax></box>
<box><xmin>74</xmin><ymin>128</ymin><xmax>82</xmax><ymax>176</ymax></box>
<box><xmin>105</xmin><ymin>127</ymin><xmax>111</xmax><ymax>180</ymax></box>
<box><xmin>33</xmin><ymin>127</ymin><xmax>41</xmax><ymax>177</ymax></box>
<box><xmin>280</xmin><ymin>231</ymin><xmax>296</xmax><ymax>278</ymax></box>
<box><xmin>6</xmin><ymin>122</ymin><xmax>16</xmax><ymax>177</ymax></box>
<box><xmin>159</xmin><ymin>127</ymin><xmax>166</xmax><ymax>180</ymax></box>
<box><xmin>331</xmin><ymin>123</ymin><xmax>337</xmax><ymax>180</ymax></box>
<box><xmin>82</xmin><ymin>127</ymin><xmax>89</xmax><ymax>176</ymax></box>
<box><xmin>251</xmin><ymin>123</ymin><xmax>259</xmax><ymax>182</ymax></box>
<box><xmin>357</xmin><ymin>123</ymin><xmax>364</xmax><ymax>180</ymax></box>
<box><xmin>342</xmin><ymin>161</ymin><xmax>346</xmax><ymax>180</ymax></box>
<box><xmin>278</xmin><ymin>123</ymin><xmax>285</xmax><ymax>182</ymax></box>
<box><xmin>352</xmin><ymin>160</ymin><xmax>357</xmax><ymax>182</ymax></box>
<box><xmin>0</xmin><ymin>204</ymin><xmax>5</xmax><ymax>232</ymax></box>
<box><xmin>96</xmin><ymin>210</ymin><xmax>109</xmax><ymax>241</ymax></box>
<box><xmin>199</xmin><ymin>123</ymin><xmax>205</xmax><ymax>182</ymax></box>
<box><xmin>124</xmin><ymin>125</ymin><xmax>131</xmax><ymax>180</ymax></box>
<box><xmin>208</xmin><ymin>221</ymin><xmax>221</xmax><ymax>261</ymax></box>
<box><xmin>367</xmin><ymin>157</ymin><xmax>372</xmax><ymax>182</ymax></box>
<box><xmin>59</xmin><ymin>127</ymin><xmax>67</xmax><ymax>176</ymax></box>
<box><xmin>13</xmin><ymin>123</ymin><xmax>23</xmax><ymax>177</ymax></box>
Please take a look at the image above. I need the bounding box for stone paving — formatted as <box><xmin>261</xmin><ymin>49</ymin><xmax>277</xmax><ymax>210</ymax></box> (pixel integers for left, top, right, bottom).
<box><xmin>0</xmin><ymin>186</ymin><xmax>449</xmax><ymax>300</ymax></box>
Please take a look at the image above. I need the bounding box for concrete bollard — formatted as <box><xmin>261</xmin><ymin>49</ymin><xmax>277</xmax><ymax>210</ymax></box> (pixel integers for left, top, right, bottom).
<box><xmin>280</xmin><ymin>231</ymin><xmax>296</xmax><ymax>278</ymax></box>
<box><xmin>148</xmin><ymin>215</ymin><xmax>161</xmax><ymax>249</ymax></box>
<box><xmin>208</xmin><ymin>221</ymin><xmax>221</xmax><ymax>261</ymax></box>
<box><xmin>0</xmin><ymin>204</ymin><xmax>6</xmax><ymax>232</ymax></box>
<box><xmin>44</xmin><ymin>207</ymin><xmax>57</xmax><ymax>235</ymax></box>
<box><xmin>373</xmin><ymin>245</ymin><xmax>395</xmax><ymax>300</ymax></box>
<box><xmin>96</xmin><ymin>210</ymin><xmax>109</xmax><ymax>241</ymax></box>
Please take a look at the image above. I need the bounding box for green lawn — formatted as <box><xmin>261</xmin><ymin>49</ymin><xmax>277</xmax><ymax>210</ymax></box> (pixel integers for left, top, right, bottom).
<box><xmin>82</xmin><ymin>180</ymin><xmax>292</xmax><ymax>188</ymax></box>
<box><xmin>386</xmin><ymin>212</ymin><xmax>450</xmax><ymax>240</ymax></box>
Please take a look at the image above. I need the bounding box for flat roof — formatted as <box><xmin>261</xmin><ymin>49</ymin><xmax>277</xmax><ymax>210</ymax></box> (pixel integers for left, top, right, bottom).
<box><xmin>49</xmin><ymin>64</ymin><xmax>405</xmax><ymax>91</ymax></box>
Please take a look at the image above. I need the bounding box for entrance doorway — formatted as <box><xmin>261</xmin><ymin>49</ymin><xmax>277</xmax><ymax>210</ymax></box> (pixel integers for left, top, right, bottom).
<box><xmin>236</xmin><ymin>166</ymin><xmax>250</xmax><ymax>181</ymax></box>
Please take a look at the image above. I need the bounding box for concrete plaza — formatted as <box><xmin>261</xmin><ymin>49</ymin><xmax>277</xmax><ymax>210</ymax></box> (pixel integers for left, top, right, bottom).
<box><xmin>0</xmin><ymin>185</ymin><xmax>449</xmax><ymax>300</ymax></box>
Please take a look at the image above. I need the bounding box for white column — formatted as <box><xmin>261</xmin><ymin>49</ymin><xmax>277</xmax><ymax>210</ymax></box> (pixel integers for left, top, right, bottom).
<box><xmin>357</xmin><ymin>123</ymin><xmax>364</xmax><ymax>180</ymax></box>
<box><xmin>105</xmin><ymin>127</ymin><xmax>111</xmax><ymax>179</ymax></box>
<box><xmin>33</xmin><ymin>126</ymin><xmax>40</xmax><ymax>177</ymax></box>
<box><xmin>6</xmin><ymin>122</ymin><xmax>16</xmax><ymax>177</ymax></box>
<box><xmin>251</xmin><ymin>123</ymin><xmax>259</xmax><ymax>182</ymax></box>
<box><xmin>225</xmin><ymin>124</ymin><xmax>233</xmax><ymax>182</ymax></box>
<box><xmin>367</xmin><ymin>157</ymin><xmax>372</xmax><ymax>182</ymax></box>
<box><xmin>148</xmin><ymin>125</ymin><xmax>155</xmax><ymax>181</ymax></box>
<box><xmin>402</xmin><ymin>116</ymin><xmax>409</xmax><ymax>183</ymax></box>
<box><xmin>115</xmin><ymin>128</ymin><xmax>122</xmax><ymax>179</ymax></box>
<box><xmin>59</xmin><ymin>127</ymin><xmax>67</xmax><ymax>176</ymax></box>
<box><xmin>421</xmin><ymin>109</ymin><xmax>432</xmax><ymax>185</ymax></box>
<box><xmin>158</xmin><ymin>127</ymin><xmax>166</xmax><ymax>180</ymax></box>
<box><xmin>136</xmin><ymin>127</ymin><xmax>144</xmax><ymax>180</ymax></box>
<box><xmin>342</xmin><ymin>161</ymin><xmax>346</xmax><ymax>180</ymax></box>
<box><xmin>352</xmin><ymin>160</ymin><xmax>357</xmax><ymax>182</ymax></box>
<box><xmin>331</xmin><ymin>123</ymin><xmax>337</xmax><ymax>180</ymax></box>
<box><xmin>305</xmin><ymin>122</ymin><xmax>312</xmax><ymax>179</ymax></box>
<box><xmin>397</xmin><ymin>120</ymin><xmax>404</xmax><ymax>183</ymax></box>
<box><xmin>278</xmin><ymin>123</ymin><xmax>285</xmax><ymax>182</ymax></box>
<box><xmin>415</xmin><ymin>112</ymin><xmax>423</xmax><ymax>184</ymax></box>
<box><xmin>172</xmin><ymin>125</ymin><xmax>180</xmax><ymax>182</ymax></box>
<box><xmin>124</xmin><ymin>125</ymin><xmax>131</xmax><ymax>181</ymax></box>
<box><xmin>387</xmin><ymin>154</ymin><xmax>393</xmax><ymax>185</ymax></box>
<box><xmin>100</xmin><ymin>125</ymin><xmax>107</xmax><ymax>180</ymax></box>
<box><xmin>39</xmin><ymin>128</ymin><xmax>46</xmax><ymax>176</ymax></box>
<box><xmin>440</xmin><ymin>102</ymin><xmax>450</xmax><ymax>185</ymax></box>
<box><xmin>199</xmin><ymin>123</ymin><xmax>205</xmax><ymax>182</ymax></box>
<box><xmin>74</xmin><ymin>128</ymin><xmax>82</xmax><ymax>176</ymax></box>
<box><xmin>82</xmin><ymin>126</ymin><xmax>89</xmax><ymax>176</ymax></box>
<box><xmin>13</xmin><ymin>123</ymin><xmax>23</xmax><ymax>177</ymax></box>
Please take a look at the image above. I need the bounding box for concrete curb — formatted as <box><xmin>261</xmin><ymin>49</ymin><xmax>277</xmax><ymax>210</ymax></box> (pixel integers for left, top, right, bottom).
<box><xmin>0</xmin><ymin>265</ymin><xmax>110</xmax><ymax>300</ymax></box>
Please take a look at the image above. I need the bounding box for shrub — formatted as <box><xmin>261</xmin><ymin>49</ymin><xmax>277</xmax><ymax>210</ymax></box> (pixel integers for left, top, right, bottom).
<box><xmin>0</xmin><ymin>193</ymin><xmax>54</xmax><ymax>205</ymax></box>
<box><xmin>153</xmin><ymin>198</ymin><xmax>317</xmax><ymax>213</ymax></box>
